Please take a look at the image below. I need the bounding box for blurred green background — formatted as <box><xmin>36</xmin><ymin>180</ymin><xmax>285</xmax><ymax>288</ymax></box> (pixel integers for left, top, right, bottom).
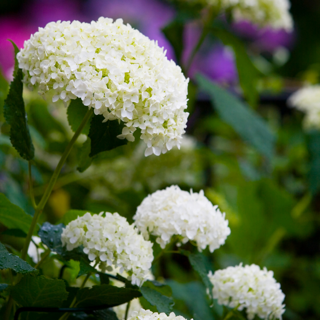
<box><xmin>0</xmin><ymin>0</ymin><xmax>320</xmax><ymax>319</ymax></box>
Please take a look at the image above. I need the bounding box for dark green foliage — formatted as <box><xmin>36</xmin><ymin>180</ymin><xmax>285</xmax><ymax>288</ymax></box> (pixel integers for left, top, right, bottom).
<box><xmin>211</xmin><ymin>28</ymin><xmax>259</xmax><ymax>107</ymax></box>
<box><xmin>75</xmin><ymin>285</ymin><xmax>141</xmax><ymax>308</ymax></box>
<box><xmin>0</xmin><ymin>242</ymin><xmax>36</xmax><ymax>273</ymax></box>
<box><xmin>197</xmin><ymin>74</ymin><xmax>275</xmax><ymax>159</ymax></box>
<box><xmin>307</xmin><ymin>131</ymin><xmax>320</xmax><ymax>194</ymax></box>
<box><xmin>1</xmin><ymin>228</ymin><xmax>27</xmax><ymax>237</ymax></box>
<box><xmin>180</xmin><ymin>250</ymin><xmax>213</xmax><ymax>300</ymax></box>
<box><xmin>162</xmin><ymin>19</ymin><xmax>184</xmax><ymax>64</ymax></box>
<box><xmin>140</xmin><ymin>286</ymin><xmax>174</xmax><ymax>314</ymax></box>
<box><xmin>11</xmin><ymin>275</ymin><xmax>68</xmax><ymax>307</ymax></box>
<box><xmin>3</xmin><ymin>41</ymin><xmax>34</xmax><ymax>160</ymax></box>
<box><xmin>77</xmin><ymin>139</ymin><xmax>93</xmax><ymax>172</ymax></box>
<box><xmin>67</xmin><ymin>99</ymin><xmax>92</xmax><ymax>136</ymax></box>
<box><xmin>88</xmin><ymin>115</ymin><xmax>127</xmax><ymax>157</ymax></box>
<box><xmin>62</xmin><ymin>210</ymin><xmax>92</xmax><ymax>226</ymax></box>
<box><xmin>0</xmin><ymin>193</ymin><xmax>33</xmax><ymax>234</ymax></box>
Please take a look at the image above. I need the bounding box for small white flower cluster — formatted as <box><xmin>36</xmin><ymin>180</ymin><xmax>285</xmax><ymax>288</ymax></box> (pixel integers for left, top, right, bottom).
<box><xmin>61</xmin><ymin>212</ymin><xmax>153</xmax><ymax>286</ymax></box>
<box><xmin>134</xmin><ymin>185</ymin><xmax>231</xmax><ymax>252</ymax></box>
<box><xmin>288</xmin><ymin>85</ymin><xmax>320</xmax><ymax>129</ymax></box>
<box><xmin>208</xmin><ymin>264</ymin><xmax>285</xmax><ymax>320</ymax></box>
<box><xmin>207</xmin><ymin>0</ymin><xmax>293</xmax><ymax>30</ymax></box>
<box><xmin>17</xmin><ymin>17</ymin><xmax>189</xmax><ymax>156</ymax></box>
<box><xmin>128</xmin><ymin>309</ymin><xmax>191</xmax><ymax>320</ymax></box>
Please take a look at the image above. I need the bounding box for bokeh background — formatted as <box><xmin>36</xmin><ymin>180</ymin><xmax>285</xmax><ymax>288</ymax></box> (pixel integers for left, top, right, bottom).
<box><xmin>1</xmin><ymin>0</ymin><xmax>320</xmax><ymax>319</ymax></box>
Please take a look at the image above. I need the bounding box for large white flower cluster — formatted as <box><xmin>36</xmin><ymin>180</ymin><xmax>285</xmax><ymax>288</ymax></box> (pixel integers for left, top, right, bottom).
<box><xmin>288</xmin><ymin>85</ymin><xmax>320</xmax><ymax>129</ymax></box>
<box><xmin>206</xmin><ymin>0</ymin><xmax>293</xmax><ymax>30</ymax></box>
<box><xmin>208</xmin><ymin>264</ymin><xmax>285</xmax><ymax>320</ymax></box>
<box><xmin>128</xmin><ymin>309</ymin><xmax>190</xmax><ymax>320</ymax></box>
<box><xmin>133</xmin><ymin>185</ymin><xmax>231</xmax><ymax>252</ymax></box>
<box><xmin>61</xmin><ymin>212</ymin><xmax>153</xmax><ymax>286</ymax></box>
<box><xmin>17</xmin><ymin>17</ymin><xmax>189</xmax><ymax>156</ymax></box>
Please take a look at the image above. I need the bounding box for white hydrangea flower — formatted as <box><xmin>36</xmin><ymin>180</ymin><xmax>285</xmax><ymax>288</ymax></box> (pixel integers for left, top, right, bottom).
<box><xmin>208</xmin><ymin>264</ymin><xmax>285</xmax><ymax>320</ymax></box>
<box><xmin>128</xmin><ymin>309</ymin><xmax>191</xmax><ymax>320</ymax></box>
<box><xmin>17</xmin><ymin>17</ymin><xmax>189</xmax><ymax>156</ymax></box>
<box><xmin>205</xmin><ymin>0</ymin><xmax>293</xmax><ymax>30</ymax></box>
<box><xmin>288</xmin><ymin>85</ymin><xmax>320</xmax><ymax>129</ymax></box>
<box><xmin>133</xmin><ymin>185</ymin><xmax>231</xmax><ymax>252</ymax></box>
<box><xmin>113</xmin><ymin>298</ymin><xmax>143</xmax><ymax>320</ymax></box>
<box><xmin>61</xmin><ymin>212</ymin><xmax>154</xmax><ymax>286</ymax></box>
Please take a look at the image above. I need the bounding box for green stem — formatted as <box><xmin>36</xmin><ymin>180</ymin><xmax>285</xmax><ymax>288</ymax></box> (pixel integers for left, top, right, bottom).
<box><xmin>125</xmin><ymin>301</ymin><xmax>131</xmax><ymax>320</ymax></box>
<box><xmin>34</xmin><ymin>249</ymin><xmax>51</xmax><ymax>269</ymax></box>
<box><xmin>21</xmin><ymin>108</ymin><xmax>93</xmax><ymax>261</ymax></box>
<box><xmin>185</xmin><ymin>8</ymin><xmax>219</xmax><ymax>75</ymax></box>
<box><xmin>222</xmin><ymin>311</ymin><xmax>234</xmax><ymax>320</ymax></box>
<box><xmin>28</xmin><ymin>161</ymin><xmax>37</xmax><ymax>209</ymax></box>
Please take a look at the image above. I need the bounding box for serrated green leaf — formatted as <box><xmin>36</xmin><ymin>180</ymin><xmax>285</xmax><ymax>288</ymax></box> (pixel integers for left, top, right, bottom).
<box><xmin>77</xmin><ymin>138</ymin><xmax>93</xmax><ymax>172</ymax></box>
<box><xmin>88</xmin><ymin>115</ymin><xmax>127</xmax><ymax>157</ymax></box>
<box><xmin>211</xmin><ymin>28</ymin><xmax>259</xmax><ymax>107</ymax></box>
<box><xmin>180</xmin><ymin>250</ymin><xmax>213</xmax><ymax>300</ymax></box>
<box><xmin>0</xmin><ymin>242</ymin><xmax>35</xmax><ymax>273</ymax></box>
<box><xmin>11</xmin><ymin>274</ymin><xmax>68</xmax><ymax>307</ymax></box>
<box><xmin>162</xmin><ymin>19</ymin><xmax>184</xmax><ymax>64</ymax></box>
<box><xmin>75</xmin><ymin>284</ymin><xmax>141</xmax><ymax>308</ymax></box>
<box><xmin>140</xmin><ymin>286</ymin><xmax>174</xmax><ymax>314</ymax></box>
<box><xmin>67</xmin><ymin>98</ymin><xmax>92</xmax><ymax>136</ymax></box>
<box><xmin>197</xmin><ymin>74</ymin><xmax>275</xmax><ymax>159</ymax></box>
<box><xmin>3</xmin><ymin>41</ymin><xmax>34</xmax><ymax>160</ymax></box>
<box><xmin>0</xmin><ymin>193</ymin><xmax>33</xmax><ymax>234</ymax></box>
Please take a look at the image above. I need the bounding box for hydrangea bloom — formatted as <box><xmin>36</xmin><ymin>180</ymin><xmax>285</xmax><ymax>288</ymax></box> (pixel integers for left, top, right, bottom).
<box><xmin>133</xmin><ymin>185</ymin><xmax>231</xmax><ymax>251</ymax></box>
<box><xmin>128</xmin><ymin>309</ymin><xmax>191</xmax><ymax>320</ymax></box>
<box><xmin>208</xmin><ymin>264</ymin><xmax>285</xmax><ymax>320</ymax></box>
<box><xmin>202</xmin><ymin>0</ymin><xmax>293</xmax><ymax>30</ymax></box>
<box><xmin>17</xmin><ymin>17</ymin><xmax>189</xmax><ymax>156</ymax></box>
<box><xmin>61</xmin><ymin>212</ymin><xmax>153</xmax><ymax>285</ymax></box>
<box><xmin>288</xmin><ymin>85</ymin><xmax>320</xmax><ymax>129</ymax></box>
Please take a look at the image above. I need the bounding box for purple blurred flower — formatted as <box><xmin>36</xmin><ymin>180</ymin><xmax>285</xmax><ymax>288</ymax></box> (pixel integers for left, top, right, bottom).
<box><xmin>233</xmin><ymin>20</ymin><xmax>294</xmax><ymax>52</ymax></box>
<box><xmin>87</xmin><ymin>0</ymin><xmax>175</xmax><ymax>60</ymax></box>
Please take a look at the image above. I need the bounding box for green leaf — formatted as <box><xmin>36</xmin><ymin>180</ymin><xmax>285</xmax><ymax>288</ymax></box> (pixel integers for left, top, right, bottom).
<box><xmin>1</xmin><ymin>228</ymin><xmax>27</xmax><ymax>238</ymax></box>
<box><xmin>77</xmin><ymin>258</ymin><xmax>97</xmax><ymax>278</ymax></box>
<box><xmin>143</xmin><ymin>280</ymin><xmax>172</xmax><ymax>297</ymax></box>
<box><xmin>0</xmin><ymin>284</ymin><xmax>8</xmax><ymax>292</ymax></box>
<box><xmin>77</xmin><ymin>138</ymin><xmax>93</xmax><ymax>172</ymax></box>
<box><xmin>211</xmin><ymin>28</ymin><xmax>259</xmax><ymax>107</ymax></box>
<box><xmin>140</xmin><ymin>286</ymin><xmax>174</xmax><ymax>314</ymax></box>
<box><xmin>180</xmin><ymin>250</ymin><xmax>213</xmax><ymax>300</ymax></box>
<box><xmin>0</xmin><ymin>193</ymin><xmax>33</xmax><ymax>234</ymax></box>
<box><xmin>11</xmin><ymin>274</ymin><xmax>68</xmax><ymax>307</ymax></box>
<box><xmin>88</xmin><ymin>115</ymin><xmax>127</xmax><ymax>157</ymax></box>
<box><xmin>67</xmin><ymin>98</ymin><xmax>92</xmax><ymax>136</ymax></box>
<box><xmin>3</xmin><ymin>41</ymin><xmax>34</xmax><ymax>160</ymax></box>
<box><xmin>307</xmin><ymin>131</ymin><xmax>320</xmax><ymax>194</ymax></box>
<box><xmin>0</xmin><ymin>242</ymin><xmax>35</xmax><ymax>273</ymax></box>
<box><xmin>75</xmin><ymin>284</ymin><xmax>141</xmax><ymax>308</ymax></box>
<box><xmin>162</xmin><ymin>19</ymin><xmax>184</xmax><ymax>64</ymax></box>
<box><xmin>94</xmin><ymin>309</ymin><xmax>119</xmax><ymax>320</ymax></box>
<box><xmin>62</xmin><ymin>209</ymin><xmax>91</xmax><ymax>226</ymax></box>
<box><xmin>197</xmin><ymin>74</ymin><xmax>275</xmax><ymax>159</ymax></box>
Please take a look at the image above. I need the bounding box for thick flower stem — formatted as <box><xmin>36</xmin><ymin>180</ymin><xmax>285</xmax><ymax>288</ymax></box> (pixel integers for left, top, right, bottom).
<box><xmin>125</xmin><ymin>301</ymin><xmax>131</xmax><ymax>320</ymax></box>
<box><xmin>20</xmin><ymin>108</ymin><xmax>93</xmax><ymax>261</ymax></box>
<box><xmin>28</xmin><ymin>161</ymin><xmax>37</xmax><ymax>209</ymax></box>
